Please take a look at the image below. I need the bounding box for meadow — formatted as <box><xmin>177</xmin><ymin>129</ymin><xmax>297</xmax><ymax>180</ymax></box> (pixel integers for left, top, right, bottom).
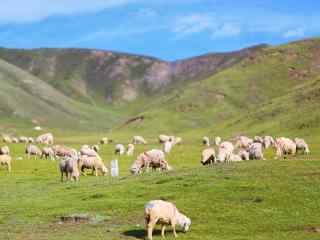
<box><xmin>0</xmin><ymin>134</ymin><xmax>319</xmax><ymax>240</ymax></box>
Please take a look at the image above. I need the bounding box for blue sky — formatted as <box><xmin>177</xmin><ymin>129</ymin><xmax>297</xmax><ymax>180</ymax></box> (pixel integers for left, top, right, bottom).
<box><xmin>0</xmin><ymin>0</ymin><xmax>319</xmax><ymax>61</ymax></box>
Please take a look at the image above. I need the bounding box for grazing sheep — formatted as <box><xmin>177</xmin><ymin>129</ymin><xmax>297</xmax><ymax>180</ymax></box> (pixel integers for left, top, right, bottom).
<box><xmin>0</xmin><ymin>145</ymin><xmax>10</xmax><ymax>155</ymax></box>
<box><xmin>127</xmin><ymin>143</ymin><xmax>135</xmax><ymax>156</ymax></box>
<box><xmin>201</xmin><ymin>148</ymin><xmax>215</xmax><ymax>166</ymax></box>
<box><xmin>235</xmin><ymin>136</ymin><xmax>253</xmax><ymax>149</ymax></box>
<box><xmin>217</xmin><ymin>141</ymin><xmax>234</xmax><ymax>163</ymax></box>
<box><xmin>100</xmin><ymin>137</ymin><xmax>109</xmax><ymax>144</ymax></box>
<box><xmin>19</xmin><ymin>136</ymin><xmax>28</xmax><ymax>143</ymax></box>
<box><xmin>115</xmin><ymin>144</ymin><xmax>125</xmax><ymax>155</ymax></box>
<box><xmin>12</xmin><ymin>137</ymin><xmax>19</xmax><ymax>143</ymax></box>
<box><xmin>248</xmin><ymin>143</ymin><xmax>265</xmax><ymax>160</ymax></box>
<box><xmin>145</xmin><ymin>200</ymin><xmax>191</xmax><ymax>240</ymax></box>
<box><xmin>59</xmin><ymin>155</ymin><xmax>80</xmax><ymax>182</ymax></box>
<box><xmin>202</xmin><ymin>136</ymin><xmax>210</xmax><ymax>146</ymax></box>
<box><xmin>294</xmin><ymin>138</ymin><xmax>310</xmax><ymax>154</ymax></box>
<box><xmin>263</xmin><ymin>136</ymin><xmax>275</xmax><ymax>149</ymax></box>
<box><xmin>274</xmin><ymin>137</ymin><xmax>296</xmax><ymax>159</ymax></box>
<box><xmin>80</xmin><ymin>145</ymin><xmax>99</xmax><ymax>157</ymax></box>
<box><xmin>163</xmin><ymin>139</ymin><xmax>174</xmax><ymax>154</ymax></box>
<box><xmin>41</xmin><ymin>147</ymin><xmax>55</xmax><ymax>160</ymax></box>
<box><xmin>254</xmin><ymin>136</ymin><xmax>263</xmax><ymax>143</ymax></box>
<box><xmin>133</xmin><ymin>136</ymin><xmax>147</xmax><ymax>144</ymax></box>
<box><xmin>78</xmin><ymin>155</ymin><xmax>108</xmax><ymax>176</ymax></box>
<box><xmin>36</xmin><ymin>133</ymin><xmax>54</xmax><ymax>145</ymax></box>
<box><xmin>229</xmin><ymin>153</ymin><xmax>243</xmax><ymax>162</ymax></box>
<box><xmin>2</xmin><ymin>135</ymin><xmax>12</xmax><ymax>143</ymax></box>
<box><xmin>238</xmin><ymin>149</ymin><xmax>250</xmax><ymax>160</ymax></box>
<box><xmin>52</xmin><ymin>145</ymin><xmax>77</xmax><ymax>158</ymax></box>
<box><xmin>214</xmin><ymin>136</ymin><xmax>222</xmax><ymax>146</ymax></box>
<box><xmin>159</xmin><ymin>134</ymin><xmax>170</xmax><ymax>143</ymax></box>
<box><xmin>130</xmin><ymin>149</ymin><xmax>171</xmax><ymax>175</ymax></box>
<box><xmin>28</xmin><ymin>137</ymin><xmax>35</xmax><ymax>143</ymax></box>
<box><xmin>25</xmin><ymin>144</ymin><xmax>42</xmax><ymax>159</ymax></box>
<box><xmin>0</xmin><ymin>155</ymin><xmax>11</xmax><ymax>172</ymax></box>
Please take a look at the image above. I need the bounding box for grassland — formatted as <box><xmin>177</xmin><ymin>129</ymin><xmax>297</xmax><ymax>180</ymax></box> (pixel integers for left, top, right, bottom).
<box><xmin>0</xmin><ymin>135</ymin><xmax>319</xmax><ymax>240</ymax></box>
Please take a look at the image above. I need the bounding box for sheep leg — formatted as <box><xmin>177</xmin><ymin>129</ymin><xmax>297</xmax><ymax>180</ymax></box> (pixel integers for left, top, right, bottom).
<box><xmin>7</xmin><ymin>163</ymin><xmax>11</xmax><ymax>172</ymax></box>
<box><xmin>94</xmin><ymin>167</ymin><xmax>98</xmax><ymax>176</ymax></box>
<box><xmin>171</xmin><ymin>223</ymin><xmax>178</xmax><ymax>238</ymax></box>
<box><xmin>147</xmin><ymin>221</ymin><xmax>156</xmax><ymax>240</ymax></box>
<box><xmin>161</xmin><ymin>225</ymin><xmax>166</xmax><ymax>239</ymax></box>
<box><xmin>61</xmin><ymin>172</ymin><xmax>64</xmax><ymax>182</ymax></box>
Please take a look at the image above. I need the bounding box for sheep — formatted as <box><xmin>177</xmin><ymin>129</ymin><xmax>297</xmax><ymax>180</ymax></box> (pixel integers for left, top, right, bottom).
<box><xmin>115</xmin><ymin>144</ymin><xmax>125</xmax><ymax>155</ymax></box>
<box><xmin>263</xmin><ymin>136</ymin><xmax>275</xmax><ymax>149</ymax></box>
<box><xmin>163</xmin><ymin>140</ymin><xmax>174</xmax><ymax>154</ymax></box>
<box><xmin>12</xmin><ymin>137</ymin><xmax>19</xmax><ymax>143</ymax></box>
<box><xmin>202</xmin><ymin>136</ymin><xmax>210</xmax><ymax>146</ymax></box>
<box><xmin>0</xmin><ymin>155</ymin><xmax>11</xmax><ymax>172</ymax></box>
<box><xmin>238</xmin><ymin>149</ymin><xmax>250</xmax><ymax>160</ymax></box>
<box><xmin>80</xmin><ymin>145</ymin><xmax>99</xmax><ymax>157</ymax></box>
<box><xmin>214</xmin><ymin>136</ymin><xmax>222</xmax><ymax>146</ymax></box>
<box><xmin>0</xmin><ymin>145</ymin><xmax>10</xmax><ymax>155</ymax></box>
<box><xmin>19</xmin><ymin>136</ymin><xmax>28</xmax><ymax>143</ymax></box>
<box><xmin>235</xmin><ymin>136</ymin><xmax>253</xmax><ymax>149</ymax></box>
<box><xmin>229</xmin><ymin>153</ymin><xmax>243</xmax><ymax>162</ymax></box>
<box><xmin>133</xmin><ymin>136</ymin><xmax>147</xmax><ymax>144</ymax></box>
<box><xmin>274</xmin><ymin>137</ymin><xmax>296</xmax><ymax>159</ymax></box>
<box><xmin>159</xmin><ymin>134</ymin><xmax>170</xmax><ymax>143</ymax></box>
<box><xmin>28</xmin><ymin>137</ymin><xmax>35</xmax><ymax>143</ymax></box>
<box><xmin>127</xmin><ymin>143</ymin><xmax>135</xmax><ymax>156</ymax></box>
<box><xmin>294</xmin><ymin>138</ymin><xmax>310</xmax><ymax>154</ymax></box>
<box><xmin>145</xmin><ymin>200</ymin><xmax>191</xmax><ymax>240</ymax></box>
<box><xmin>52</xmin><ymin>145</ymin><xmax>77</xmax><ymax>158</ymax></box>
<box><xmin>25</xmin><ymin>144</ymin><xmax>42</xmax><ymax>159</ymax></box>
<box><xmin>78</xmin><ymin>155</ymin><xmax>108</xmax><ymax>176</ymax></box>
<box><xmin>248</xmin><ymin>143</ymin><xmax>265</xmax><ymax>160</ymax></box>
<box><xmin>41</xmin><ymin>147</ymin><xmax>55</xmax><ymax>160</ymax></box>
<box><xmin>130</xmin><ymin>149</ymin><xmax>171</xmax><ymax>175</ymax></box>
<box><xmin>216</xmin><ymin>141</ymin><xmax>234</xmax><ymax>163</ymax></box>
<box><xmin>2</xmin><ymin>135</ymin><xmax>12</xmax><ymax>143</ymax></box>
<box><xmin>100</xmin><ymin>137</ymin><xmax>109</xmax><ymax>144</ymax></box>
<box><xmin>201</xmin><ymin>148</ymin><xmax>215</xmax><ymax>166</ymax></box>
<box><xmin>59</xmin><ymin>154</ymin><xmax>80</xmax><ymax>182</ymax></box>
<box><xmin>36</xmin><ymin>133</ymin><xmax>54</xmax><ymax>145</ymax></box>
<box><xmin>254</xmin><ymin>136</ymin><xmax>264</xmax><ymax>143</ymax></box>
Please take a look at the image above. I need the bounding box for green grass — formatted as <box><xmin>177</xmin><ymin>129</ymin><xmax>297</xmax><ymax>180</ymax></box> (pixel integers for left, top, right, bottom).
<box><xmin>0</xmin><ymin>138</ymin><xmax>319</xmax><ymax>240</ymax></box>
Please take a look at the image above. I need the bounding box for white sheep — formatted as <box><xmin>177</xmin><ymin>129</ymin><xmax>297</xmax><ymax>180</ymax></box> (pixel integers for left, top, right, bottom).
<box><xmin>217</xmin><ymin>141</ymin><xmax>234</xmax><ymax>163</ymax></box>
<box><xmin>294</xmin><ymin>138</ymin><xmax>310</xmax><ymax>154</ymax></box>
<box><xmin>36</xmin><ymin>133</ymin><xmax>54</xmax><ymax>145</ymax></box>
<box><xmin>25</xmin><ymin>144</ymin><xmax>42</xmax><ymax>159</ymax></box>
<box><xmin>202</xmin><ymin>136</ymin><xmax>210</xmax><ymax>146</ymax></box>
<box><xmin>59</xmin><ymin>155</ymin><xmax>80</xmax><ymax>182</ymax></box>
<box><xmin>274</xmin><ymin>137</ymin><xmax>296</xmax><ymax>159</ymax></box>
<box><xmin>130</xmin><ymin>149</ymin><xmax>171</xmax><ymax>174</ymax></box>
<box><xmin>201</xmin><ymin>148</ymin><xmax>215</xmax><ymax>166</ymax></box>
<box><xmin>78</xmin><ymin>155</ymin><xmax>108</xmax><ymax>176</ymax></box>
<box><xmin>126</xmin><ymin>143</ymin><xmax>135</xmax><ymax>156</ymax></box>
<box><xmin>238</xmin><ymin>149</ymin><xmax>250</xmax><ymax>160</ymax></box>
<box><xmin>263</xmin><ymin>136</ymin><xmax>275</xmax><ymax>149</ymax></box>
<box><xmin>0</xmin><ymin>145</ymin><xmax>10</xmax><ymax>155</ymax></box>
<box><xmin>159</xmin><ymin>134</ymin><xmax>170</xmax><ymax>143</ymax></box>
<box><xmin>163</xmin><ymin>140</ymin><xmax>173</xmax><ymax>154</ymax></box>
<box><xmin>248</xmin><ymin>143</ymin><xmax>265</xmax><ymax>160</ymax></box>
<box><xmin>0</xmin><ymin>155</ymin><xmax>11</xmax><ymax>172</ymax></box>
<box><xmin>41</xmin><ymin>147</ymin><xmax>55</xmax><ymax>160</ymax></box>
<box><xmin>235</xmin><ymin>136</ymin><xmax>253</xmax><ymax>149</ymax></box>
<box><xmin>145</xmin><ymin>200</ymin><xmax>191</xmax><ymax>240</ymax></box>
<box><xmin>133</xmin><ymin>136</ymin><xmax>147</xmax><ymax>144</ymax></box>
<box><xmin>115</xmin><ymin>144</ymin><xmax>125</xmax><ymax>155</ymax></box>
<box><xmin>214</xmin><ymin>136</ymin><xmax>222</xmax><ymax>146</ymax></box>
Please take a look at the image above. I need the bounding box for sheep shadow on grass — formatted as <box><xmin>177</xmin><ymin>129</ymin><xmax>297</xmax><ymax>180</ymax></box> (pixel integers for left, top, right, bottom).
<box><xmin>122</xmin><ymin>229</ymin><xmax>148</xmax><ymax>239</ymax></box>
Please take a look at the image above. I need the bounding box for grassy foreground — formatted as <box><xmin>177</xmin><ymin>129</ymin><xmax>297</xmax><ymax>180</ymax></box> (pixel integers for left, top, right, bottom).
<box><xmin>0</xmin><ymin>138</ymin><xmax>319</xmax><ymax>240</ymax></box>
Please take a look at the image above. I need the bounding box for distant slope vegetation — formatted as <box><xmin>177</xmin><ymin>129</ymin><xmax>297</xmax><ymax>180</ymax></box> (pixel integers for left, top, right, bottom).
<box><xmin>0</xmin><ymin>38</ymin><xmax>319</xmax><ymax>136</ymax></box>
<box><xmin>0</xmin><ymin>58</ymin><xmax>120</xmax><ymax>131</ymax></box>
<box><xmin>121</xmin><ymin>38</ymin><xmax>320</xmax><ymax>138</ymax></box>
<box><xmin>0</xmin><ymin>45</ymin><xmax>264</xmax><ymax>104</ymax></box>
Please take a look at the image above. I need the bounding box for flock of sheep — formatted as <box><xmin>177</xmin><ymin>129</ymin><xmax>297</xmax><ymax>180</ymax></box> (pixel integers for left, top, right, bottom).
<box><xmin>0</xmin><ymin>132</ymin><xmax>310</xmax><ymax>239</ymax></box>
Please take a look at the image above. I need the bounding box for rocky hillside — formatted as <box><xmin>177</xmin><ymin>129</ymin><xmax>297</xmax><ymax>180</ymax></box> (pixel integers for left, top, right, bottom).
<box><xmin>0</xmin><ymin>45</ymin><xmax>264</xmax><ymax>104</ymax></box>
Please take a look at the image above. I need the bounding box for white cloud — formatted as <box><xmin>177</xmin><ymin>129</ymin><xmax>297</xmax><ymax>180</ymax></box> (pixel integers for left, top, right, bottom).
<box><xmin>0</xmin><ymin>0</ymin><xmax>138</xmax><ymax>23</ymax></box>
<box><xmin>212</xmin><ymin>23</ymin><xmax>241</xmax><ymax>38</ymax></box>
<box><xmin>283</xmin><ymin>28</ymin><xmax>305</xmax><ymax>38</ymax></box>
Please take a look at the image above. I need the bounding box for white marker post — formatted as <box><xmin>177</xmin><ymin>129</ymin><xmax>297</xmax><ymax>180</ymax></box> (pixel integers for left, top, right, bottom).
<box><xmin>111</xmin><ymin>159</ymin><xmax>119</xmax><ymax>177</ymax></box>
